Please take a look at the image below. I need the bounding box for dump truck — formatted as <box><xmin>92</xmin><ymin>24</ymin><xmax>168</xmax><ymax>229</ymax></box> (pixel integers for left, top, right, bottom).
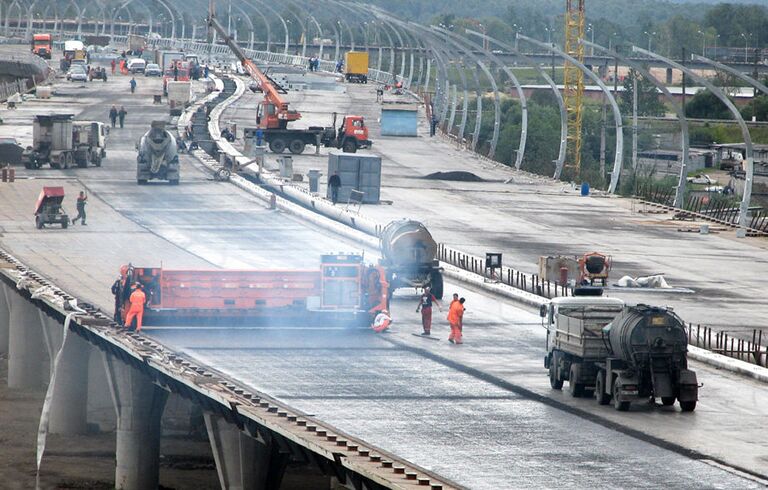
<box><xmin>113</xmin><ymin>254</ymin><xmax>388</xmax><ymax>328</ymax></box>
<box><xmin>31</xmin><ymin>33</ymin><xmax>52</xmax><ymax>59</ymax></box>
<box><xmin>379</xmin><ymin>220</ymin><xmax>443</xmax><ymax>299</ymax></box>
<box><xmin>136</xmin><ymin>121</ymin><xmax>179</xmax><ymax>184</ymax></box>
<box><xmin>127</xmin><ymin>34</ymin><xmax>147</xmax><ymax>53</ymax></box>
<box><xmin>543</xmin><ymin>294</ymin><xmax>699</xmax><ymax>412</ymax></box>
<box><xmin>23</xmin><ymin>115</ymin><xmax>107</xmax><ymax>169</ymax></box>
<box><xmin>72</xmin><ymin>121</ymin><xmax>107</xmax><ymax>167</ymax></box>
<box><xmin>34</xmin><ymin>186</ymin><xmax>68</xmax><ymax>229</ymax></box>
<box><xmin>22</xmin><ymin>114</ymin><xmax>75</xmax><ymax>169</ymax></box>
<box><xmin>344</xmin><ymin>51</ymin><xmax>369</xmax><ymax>83</ymax></box>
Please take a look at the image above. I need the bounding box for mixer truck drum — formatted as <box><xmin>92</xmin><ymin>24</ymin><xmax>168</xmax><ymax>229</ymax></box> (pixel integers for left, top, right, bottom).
<box><xmin>585</xmin><ymin>255</ymin><xmax>606</xmax><ymax>274</ymax></box>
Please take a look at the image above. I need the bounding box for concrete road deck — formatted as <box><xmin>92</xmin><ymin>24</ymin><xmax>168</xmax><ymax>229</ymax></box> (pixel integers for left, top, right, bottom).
<box><xmin>0</xmin><ymin>64</ymin><xmax>765</xmax><ymax>487</ymax></box>
<box><xmin>221</xmin><ymin>72</ymin><xmax>768</xmax><ymax>333</ymax></box>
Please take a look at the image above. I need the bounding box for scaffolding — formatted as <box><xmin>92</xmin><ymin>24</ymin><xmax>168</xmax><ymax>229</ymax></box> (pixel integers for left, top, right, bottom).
<box><xmin>563</xmin><ymin>0</ymin><xmax>585</xmax><ymax>178</ymax></box>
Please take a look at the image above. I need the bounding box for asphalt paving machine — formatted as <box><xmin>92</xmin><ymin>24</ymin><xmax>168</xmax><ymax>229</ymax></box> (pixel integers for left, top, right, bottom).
<box><xmin>113</xmin><ymin>253</ymin><xmax>388</xmax><ymax>328</ymax></box>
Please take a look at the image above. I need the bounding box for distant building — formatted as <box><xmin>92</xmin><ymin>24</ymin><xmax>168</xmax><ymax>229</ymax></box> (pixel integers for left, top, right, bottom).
<box><xmin>634</xmin><ymin>148</ymin><xmax>715</xmax><ymax>178</ymax></box>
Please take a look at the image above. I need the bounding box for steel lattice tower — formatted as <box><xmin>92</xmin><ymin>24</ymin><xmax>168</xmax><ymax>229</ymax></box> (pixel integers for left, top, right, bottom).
<box><xmin>563</xmin><ymin>0</ymin><xmax>585</xmax><ymax>178</ymax></box>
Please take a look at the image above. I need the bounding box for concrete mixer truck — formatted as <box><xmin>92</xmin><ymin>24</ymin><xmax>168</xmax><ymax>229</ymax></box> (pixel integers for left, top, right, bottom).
<box><xmin>379</xmin><ymin>220</ymin><xmax>443</xmax><ymax>299</ymax></box>
<box><xmin>543</xmin><ymin>294</ymin><xmax>698</xmax><ymax>412</ymax></box>
<box><xmin>136</xmin><ymin>121</ymin><xmax>179</xmax><ymax>185</ymax></box>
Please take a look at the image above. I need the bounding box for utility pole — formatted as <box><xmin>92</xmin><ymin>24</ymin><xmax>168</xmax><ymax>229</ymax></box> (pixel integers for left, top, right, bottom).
<box><xmin>681</xmin><ymin>47</ymin><xmax>686</xmax><ymax>115</ymax></box>
<box><xmin>632</xmin><ymin>73</ymin><xmax>638</xmax><ymax>169</ymax></box>
<box><xmin>599</xmin><ymin>61</ymin><xmax>607</xmax><ymax>178</ymax></box>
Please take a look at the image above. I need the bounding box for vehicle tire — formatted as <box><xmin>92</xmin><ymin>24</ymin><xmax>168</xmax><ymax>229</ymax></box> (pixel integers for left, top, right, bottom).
<box><xmin>568</xmin><ymin>364</ymin><xmax>584</xmax><ymax>397</ymax></box>
<box><xmin>595</xmin><ymin>371</ymin><xmax>610</xmax><ymax>405</ymax></box>
<box><xmin>613</xmin><ymin>383</ymin><xmax>630</xmax><ymax>411</ymax></box>
<box><xmin>137</xmin><ymin>179</ymin><xmax>148</xmax><ymax>185</ymax></box>
<box><xmin>94</xmin><ymin>154</ymin><xmax>102</xmax><ymax>167</ymax></box>
<box><xmin>78</xmin><ymin>152</ymin><xmax>89</xmax><ymax>168</ymax></box>
<box><xmin>35</xmin><ymin>216</ymin><xmax>43</xmax><ymax>229</ymax></box>
<box><xmin>169</xmin><ymin>179</ymin><xmax>179</xmax><ymax>185</ymax></box>
<box><xmin>288</xmin><ymin>139</ymin><xmax>306</xmax><ymax>154</ymax></box>
<box><xmin>661</xmin><ymin>396</ymin><xmax>676</xmax><ymax>406</ymax></box>
<box><xmin>549</xmin><ymin>355</ymin><xmax>563</xmax><ymax>390</ymax></box>
<box><xmin>269</xmin><ymin>139</ymin><xmax>286</xmax><ymax>153</ymax></box>
<box><xmin>429</xmin><ymin>270</ymin><xmax>444</xmax><ymax>299</ymax></box>
<box><xmin>50</xmin><ymin>160</ymin><xmax>61</xmax><ymax>169</ymax></box>
<box><xmin>342</xmin><ymin>139</ymin><xmax>357</xmax><ymax>153</ymax></box>
<box><xmin>23</xmin><ymin>160</ymin><xmax>32</xmax><ymax>169</ymax></box>
<box><xmin>61</xmin><ymin>219</ymin><xmax>68</xmax><ymax>229</ymax></box>
<box><xmin>680</xmin><ymin>400</ymin><xmax>696</xmax><ymax>412</ymax></box>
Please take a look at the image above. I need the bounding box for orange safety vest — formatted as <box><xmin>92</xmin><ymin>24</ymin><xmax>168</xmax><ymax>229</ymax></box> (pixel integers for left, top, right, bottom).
<box><xmin>128</xmin><ymin>289</ymin><xmax>146</xmax><ymax>311</ymax></box>
<box><xmin>447</xmin><ymin>301</ymin><xmax>463</xmax><ymax>324</ymax></box>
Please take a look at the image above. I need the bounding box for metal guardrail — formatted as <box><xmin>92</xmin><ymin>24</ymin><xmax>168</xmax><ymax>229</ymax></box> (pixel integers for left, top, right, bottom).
<box><xmin>686</xmin><ymin>323</ymin><xmax>768</xmax><ymax>367</ymax></box>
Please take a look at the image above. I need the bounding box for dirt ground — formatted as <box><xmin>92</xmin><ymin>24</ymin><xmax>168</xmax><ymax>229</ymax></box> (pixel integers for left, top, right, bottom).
<box><xmin>0</xmin><ymin>355</ymin><xmax>330</xmax><ymax>489</ymax></box>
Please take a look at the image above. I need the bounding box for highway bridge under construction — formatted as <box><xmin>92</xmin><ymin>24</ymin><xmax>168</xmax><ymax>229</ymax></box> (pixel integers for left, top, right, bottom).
<box><xmin>0</xmin><ymin>1</ymin><xmax>767</xmax><ymax>489</ymax></box>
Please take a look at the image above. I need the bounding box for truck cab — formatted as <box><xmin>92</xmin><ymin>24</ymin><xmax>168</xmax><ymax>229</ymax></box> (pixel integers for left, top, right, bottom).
<box><xmin>340</xmin><ymin>115</ymin><xmax>372</xmax><ymax>152</ymax></box>
<box><xmin>31</xmin><ymin>34</ymin><xmax>52</xmax><ymax>59</ymax></box>
<box><xmin>72</xmin><ymin>121</ymin><xmax>107</xmax><ymax>167</ymax></box>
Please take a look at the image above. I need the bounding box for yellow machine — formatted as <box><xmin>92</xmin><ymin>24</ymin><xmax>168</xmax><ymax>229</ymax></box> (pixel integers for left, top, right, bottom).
<box><xmin>344</xmin><ymin>51</ymin><xmax>369</xmax><ymax>83</ymax></box>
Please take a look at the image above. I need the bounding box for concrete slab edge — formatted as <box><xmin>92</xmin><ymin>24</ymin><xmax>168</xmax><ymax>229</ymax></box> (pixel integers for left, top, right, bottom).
<box><xmin>184</xmin><ymin>73</ymin><xmax>768</xmax><ymax>386</ymax></box>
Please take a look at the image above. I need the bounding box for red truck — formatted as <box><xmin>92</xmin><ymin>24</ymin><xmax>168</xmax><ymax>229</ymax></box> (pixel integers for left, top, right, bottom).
<box><xmin>31</xmin><ymin>33</ymin><xmax>52</xmax><ymax>60</ymax></box>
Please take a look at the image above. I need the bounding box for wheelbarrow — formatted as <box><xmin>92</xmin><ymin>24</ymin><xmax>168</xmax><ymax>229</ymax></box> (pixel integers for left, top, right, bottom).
<box><xmin>34</xmin><ymin>186</ymin><xmax>69</xmax><ymax>229</ymax></box>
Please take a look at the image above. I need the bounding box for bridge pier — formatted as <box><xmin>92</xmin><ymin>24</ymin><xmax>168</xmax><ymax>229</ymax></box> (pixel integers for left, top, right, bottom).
<box><xmin>106</xmin><ymin>355</ymin><xmax>168</xmax><ymax>490</ymax></box>
<box><xmin>205</xmin><ymin>413</ymin><xmax>289</xmax><ymax>490</ymax></box>
<box><xmin>0</xmin><ymin>281</ymin><xmax>10</xmax><ymax>355</ymax></box>
<box><xmin>7</xmin><ymin>290</ymin><xmax>46</xmax><ymax>389</ymax></box>
<box><xmin>42</xmin><ymin>314</ymin><xmax>91</xmax><ymax>434</ymax></box>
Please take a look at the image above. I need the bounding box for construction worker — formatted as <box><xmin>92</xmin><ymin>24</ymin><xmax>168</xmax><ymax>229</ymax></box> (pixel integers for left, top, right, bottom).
<box><xmin>124</xmin><ymin>283</ymin><xmax>146</xmax><ymax>331</ymax></box>
<box><xmin>71</xmin><ymin>191</ymin><xmax>87</xmax><ymax>225</ymax></box>
<box><xmin>328</xmin><ymin>171</ymin><xmax>341</xmax><ymax>204</ymax></box>
<box><xmin>118</xmin><ymin>106</ymin><xmax>127</xmax><ymax>128</ymax></box>
<box><xmin>371</xmin><ymin>310</ymin><xmax>392</xmax><ymax>333</ymax></box>
<box><xmin>129</xmin><ymin>77</ymin><xmax>137</xmax><ymax>94</ymax></box>
<box><xmin>111</xmin><ymin>59</ymin><xmax>116</xmax><ymax>74</ymax></box>
<box><xmin>109</xmin><ymin>105</ymin><xmax>118</xmax><ymax>128</ymax></box>
<box><xmin>111</xmin><ymin>265</ymin><xmax>129</xmax><ymax>322</ymax></box>
<box><xmin>447</xmin><ymin>297</ymin><xmax>465</xmax><ymax>344</ymax></box>
<box><xmin>416</xmin><ymin>286</ymin><xmax>441</xmax><ymax>336</ymax></box>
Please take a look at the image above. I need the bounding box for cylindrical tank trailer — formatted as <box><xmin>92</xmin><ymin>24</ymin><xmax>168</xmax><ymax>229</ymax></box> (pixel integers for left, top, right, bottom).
<box><xmin>379</xmin><ymin>219</ymin><xmax>443</xmax><ymax>298</ymax></box>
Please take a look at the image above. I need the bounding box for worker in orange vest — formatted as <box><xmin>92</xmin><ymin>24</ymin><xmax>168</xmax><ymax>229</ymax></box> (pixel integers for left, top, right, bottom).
<box><xmin>124</xmin><ymin>283</ymin><xmax>146</xmax><ymax>331</ymax></box>
<box><xmin>447</xmin><ymin>297</ymin><xmax>465</xmax><ymax>344</ymax></box>
<box><xmin>371</xmin><ymin>310</ymin><xmax>392</xmax><ymax>333</ymax></box>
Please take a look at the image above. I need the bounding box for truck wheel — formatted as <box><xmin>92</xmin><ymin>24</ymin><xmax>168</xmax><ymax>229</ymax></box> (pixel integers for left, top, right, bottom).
<box><xmin>269</xmin><ymin>139</ymin><xmax>286</xmax><ymax>153</ymax></box>
<box><xmin>613</xmin><ymin>383</ymin><xmax>630</xmax><ymax>411</ymax></box>
<box><xmin>137</xmin><ymin>179</ymin><xmax>148</xmax><ymax>185</ymax></box>
<box><xmin>679</xmin><ymin>400</ymin><xmax>696</xmax><ymax>412</ymax></box>
<box><xmin>342</xmin><ymin>139</ymin><xmax>357</xmax><ymax>153</ymax></box>
<box><xmin>61</xmin><ymin>219</ymin><xmax>68</xmax><ymax>229</ymax></box>
<box><xmin>50</xmin><ymin>160</ymin><xmax>61</xmax><ymax>169</ymax></box>
<box><xmin>77</xmin><ymin>153</ymin><xmax>89</xmax><ymax>168</ymax></box>
<box><xmin>568</xmin><ymin>365</ymin><xmax>584</xmax><ymax>397</ymax></box>
<box><xmin>429</xmin><ymin>270</ymin><xmax>444</xmax><ymax>299</ymax></box>
<box><xmin>288</xmin><ymin>139</ymin><xmax>306</xmax><ymax>154</ymax></box>
<box><xmin>94</xmin><ymin>154</ymin><xmax>102</xmax><ymax>167</ymax></box>
<box><xmin>549</xmin><ymin>357</ymin><xmax>563</xmax><ymax>390</ymax></box>
<box><xmin>23</xmin><ymin>161</ymin><xmax>32</xmax><ymax>169</ymax></box>
<box><xmin>661</xmin><ymin>396</ymin><xmax>676</xmax><ymax>406</ymax></box>
<box><xmin>595</xmin><ymin>371</ymin><xmax>610</xmax><ymax>405</ymax></box>
<box><xmin>35</xmin><ymin>216</ymin><xmax>43</xmax><ymax>229</ymax></box>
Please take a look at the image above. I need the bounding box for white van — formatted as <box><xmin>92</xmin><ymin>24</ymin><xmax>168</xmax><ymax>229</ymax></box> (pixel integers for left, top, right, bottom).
<box><xmin>127</xmin><ymin>58</ymin><xmax>146</xmax><ymax>74</ymax></box>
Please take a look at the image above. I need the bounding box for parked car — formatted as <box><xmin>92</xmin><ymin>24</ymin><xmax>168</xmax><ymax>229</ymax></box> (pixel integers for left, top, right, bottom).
<box><xmin>144</xmin><ymin>63</ymin><xmax>162</xmax><ymax>77</ymax></box>
<box><xmin>67</xmin><ymin>65</ymin><xmax>88</xmax><ymax>82</ymax></box>
<box><xmin>127</xmin><ymin>58</ymin><xmax>146</xmax><ymax>74</ymax></box>
<box><xmin>687</xmin><ymin>174</ymin><xmax>716</xmax><ymax>185</ymax></box>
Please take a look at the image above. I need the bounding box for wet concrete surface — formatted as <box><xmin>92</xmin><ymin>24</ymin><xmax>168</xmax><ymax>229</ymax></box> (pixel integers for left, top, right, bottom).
<box><xmin>0</xmin><ymin>60</ymin><xmax>766</xmax><ymax>487</ymax></box>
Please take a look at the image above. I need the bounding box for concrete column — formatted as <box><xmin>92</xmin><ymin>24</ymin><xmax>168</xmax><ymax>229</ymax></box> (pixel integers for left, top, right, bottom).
<box><xmin>7</xmin><ymin>290</ymin><xmax>46</xmax><ymax>389</ymax></box>
<box><xmin>88</xmin><ymin>350</ymin><xmax>117</xmax><ymax>432</ymax></box>
<box><xmin>0</xmin><ymin>281</ymin><xmax>10</xmax><ymax>356</ymax></box>
<box><xmin>105</xmin><ymin>355</ymin><xmax>168</xmax><ymax>490</ymax></box>
<box><xmin>205</xmin><ymin>414</ymin><xmax>288</xmax><ymax>490</ymax></box>
<box><xmin>43</xmin><ymin>315</ymin><xmax>91</xmax><ymax>434</ymax></box>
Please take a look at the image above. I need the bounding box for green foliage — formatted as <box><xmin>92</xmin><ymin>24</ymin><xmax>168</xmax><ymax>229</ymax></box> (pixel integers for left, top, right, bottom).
<box><xmin>740</xmin><ymin>95</ymin><xmax>768</xmax><ymax>122</ymax></box>
<box><xmin>619</xmin><ymin>70</ymin><xmax>667</xmax><ymax>117</ymax></box>
<box><xmin>685</xmin><ymin>90</ymin><xmax>732</xmax><ymax>120</ymax></box>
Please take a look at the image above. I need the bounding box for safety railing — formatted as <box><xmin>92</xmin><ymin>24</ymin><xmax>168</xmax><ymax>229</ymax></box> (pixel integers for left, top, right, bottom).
<box><xmin>686</xmin><ymin>322</ymin><xmax>768</xmax><ymax>367</ymax></box>
<box><xmin>437</xmin><ymin>243</ymin><xmax>572</xmax><ymax>299</ymax></box>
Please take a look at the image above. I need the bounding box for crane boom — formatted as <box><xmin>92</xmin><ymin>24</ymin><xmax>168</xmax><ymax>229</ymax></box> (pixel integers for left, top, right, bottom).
<box><xmin>206</xmin><ymin>4</ymin><xmax>300</xmax><ymax>128</ymax></box>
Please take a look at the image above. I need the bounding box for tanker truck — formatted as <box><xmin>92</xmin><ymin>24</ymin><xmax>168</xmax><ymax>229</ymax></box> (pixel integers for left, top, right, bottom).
<box><xmin>136</xmin><ymin>121</ymin><xmax>179</xmax><ymax>185</ymax></box>
<box><xmin>379</xmin><ymin>220</ymin><xmax>443</xmax><ymax>299</ymax></box>
<box><xmin>543</xmin><ymin>294</ymin><xmax>698</xmax><ymax>412</ymax></box>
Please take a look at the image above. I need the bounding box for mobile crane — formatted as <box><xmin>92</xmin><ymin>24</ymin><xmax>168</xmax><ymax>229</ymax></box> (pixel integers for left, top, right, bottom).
<box><xmin>206</xmin><ymin>3</ymin><xmax>372</xmax><ymax>154</ymax></box>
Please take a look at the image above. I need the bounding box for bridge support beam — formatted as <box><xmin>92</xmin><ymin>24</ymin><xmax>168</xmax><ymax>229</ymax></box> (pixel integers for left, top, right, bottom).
<box><xmin>205</xmin><ymin>413</ymin><xmax>288</xmax><ymax>490</ymax></box>
<box><xmin>0</xmin><ymin>281</ymin><xmax>10</xmax><ymax>355</ymax></box>
<box><xmin>106</xmin><ymin>356</ymin><xmax>168</xmax><ymax>490</ymax></box>
<box><xmin>43</xmin><ymin>315</ymin><xmax>91</xmax><ymax>434</ymax></box>
<box><xmin>7</xmin><ymin>290</ymin><xmax>46</xmax><ymax>389</ymax></box>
